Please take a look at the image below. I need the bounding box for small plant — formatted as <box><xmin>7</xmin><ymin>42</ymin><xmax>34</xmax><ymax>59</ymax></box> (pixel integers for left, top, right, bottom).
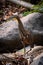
<box><xmin>33</xmin><ymin>3</ymin><xmax>43</xmax><ymax>13</ymax></box>
<box><xmin>23</xmin><ymin>0</ymin><xmax>43</xmax><ymax>16</ymax></box>
<box><xmin>22</xmin><ymin>11</ymin><xmax>32</xmax><ymax>16</ymax></box>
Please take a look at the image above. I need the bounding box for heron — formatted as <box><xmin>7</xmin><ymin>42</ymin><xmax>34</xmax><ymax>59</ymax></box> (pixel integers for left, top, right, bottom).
<box><xmin>11</xmin><ymin>13</ymin><xmax>34</xmax><ymax>55</ymax></box>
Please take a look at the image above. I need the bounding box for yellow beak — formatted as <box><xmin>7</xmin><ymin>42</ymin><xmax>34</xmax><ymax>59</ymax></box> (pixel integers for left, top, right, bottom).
<box><xmin>13</xmin><ymin>18</ymin><xmax>18</xmax><ymax>22</ymax></box>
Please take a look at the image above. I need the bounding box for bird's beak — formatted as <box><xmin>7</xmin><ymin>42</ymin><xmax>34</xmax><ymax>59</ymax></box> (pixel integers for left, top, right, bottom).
<box><xmin>13</xmin><ymin>18</ymin><xmax>18</xmax><ymax>22</ymax></box>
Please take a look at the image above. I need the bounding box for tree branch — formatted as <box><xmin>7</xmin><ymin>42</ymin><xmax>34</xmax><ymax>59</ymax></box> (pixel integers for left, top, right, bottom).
<box><xmin>8</xmin><ymin>0</ymin><xmax>34</xmax><ymax>9</ymax></box>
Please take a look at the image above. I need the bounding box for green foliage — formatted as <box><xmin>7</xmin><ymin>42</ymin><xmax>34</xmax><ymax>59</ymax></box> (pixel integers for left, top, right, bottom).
<box><xmin>33</xmin><ymin>2</ymin><xmax>43</xmax><ymax>13</ymax></box>
<box><xmin>23</xmin><ymin>0</ymin><xmax>43</xmax><ymax>16</ymax></box>
<box><xmin>22</xmin><ymin>11</ymin><xmax>32</xmax><ymax>16</ymax></box>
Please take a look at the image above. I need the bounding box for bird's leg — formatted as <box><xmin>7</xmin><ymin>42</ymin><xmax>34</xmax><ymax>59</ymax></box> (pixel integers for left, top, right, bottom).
<box><xmin>21</xmin><ymin>41</ymin><xmax>26</xmax><ymax>57</ymax></box>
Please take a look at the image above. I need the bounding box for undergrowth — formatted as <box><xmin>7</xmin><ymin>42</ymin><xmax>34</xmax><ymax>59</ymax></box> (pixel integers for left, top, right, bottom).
<box><xmin>23</xmin><ymin>0</ymin><xmax>43</xmax><ymax>16</ymax></box>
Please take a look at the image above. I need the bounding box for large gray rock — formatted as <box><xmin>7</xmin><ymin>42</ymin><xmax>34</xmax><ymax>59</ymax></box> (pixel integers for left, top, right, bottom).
<box><xmin>0</xmin><ymin>20</ymin><xmax>22</xmax><ymax>53</ymax></box>
<box><xmin>0</xmin><ymin>13</ymin><xmax>43</xmax><ymax>53</ymax></box>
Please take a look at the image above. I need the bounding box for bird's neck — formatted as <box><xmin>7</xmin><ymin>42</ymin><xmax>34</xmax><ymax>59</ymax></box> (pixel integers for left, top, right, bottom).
<box><xmin>14</xmin><ymin>15</ymin><xmax>31</xmax><ymax>37</ymax></box>
<box><xmin>15</xmin><ymin>15</ymin><xmax>26</xmax><ymax>35</ymax></box>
